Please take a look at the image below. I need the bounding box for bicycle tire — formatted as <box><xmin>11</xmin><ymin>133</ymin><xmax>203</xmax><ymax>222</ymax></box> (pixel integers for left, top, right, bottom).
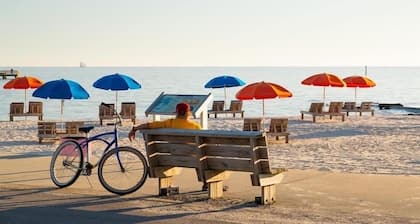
<box><xmin>50</xmin><ymin>140</ymin><xmax>84</xmax><ymax>188</ymax></box>
<box><xmin>98</xmin><ymin>146</ymin><xmax>148</xmax><ymax>195</ymax></box>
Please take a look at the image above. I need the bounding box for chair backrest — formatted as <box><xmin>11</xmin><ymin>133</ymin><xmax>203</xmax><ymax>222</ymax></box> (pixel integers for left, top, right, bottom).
<box><xmin>328</xmin><ymin>102</ymin><xmax>343</xmax><ymax>113</ymax></box>
<box><xmin>229</xmin><ymin>100</ymin><xmax>243</xmax><ymax>112</ymax></box>
<box><xmin>359</xmin><ymin>102</ymin><xmax>372</xmax><ymax>110</ymax></box>
<box><xmin>99</xmin><ymin>103</ymin><xmax>115</xmax><ymax>116</ymax></box>
<box><xmin>308</xmin><ymin>103</ymin><xmax>324</xmax><ymax>113</ymax></box>
<box><xmin>38</xmin><ymin>121</ymin><xmax>57</xmax><ymax>135</ymax></box>
<box><xmin>243</xmin><ymin>118</ymin><xmax>262</xmax><ymax>131</ymax></box>
<box><xmin>65</xmin><ymin>121</ymin><xmax>84</xmax><ymax>134</ymax></box>
<box><xmin>28</xmin><ymin>101</ymin><xmax>43</xmax><ymax>114</ymax></box>
<box><xmin>343</xmin><ymin>102</ymin><xmax>356</xmax><ymax>110</ymax></box>
<box><xmin>120</xmin><ymin>102</ymin><xmax>136</xmax><ymax>116</ymax></box>
<box><xmin>269</xmin><ymin>118</ymin><xmax>288</xmax><ymax>133</ymax></box>
<box><xmin>211</xmin><ymin>100</ymin><xmax>225</xmax><ymax>111</ymax></box>
<box><xmin>10</xmin><ymin>102</ymin><xmax>24</xmax><ymax>114</ymax></box>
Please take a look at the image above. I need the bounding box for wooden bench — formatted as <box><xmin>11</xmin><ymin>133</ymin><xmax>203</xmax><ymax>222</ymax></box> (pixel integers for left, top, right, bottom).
<box><xmin>323</xmin><ymin>102</ymin><xmax>346</xmax><ymax>121</ymax></box>
<box><xmin>99</xmin><ymin>103</ymin><xmax>115</xmax><ymax>125</ymax></box>
<box><xmin>120</xmin><ymin>102</ymin><xmax>136</xmax><ymax>124</ymax></box>
<box><xmin>37</xmin><ymin>121</ymin><xmax>85</xmax><ymax>143</ymax></box>
<box><xmin>9</xmin><ymin>102</ymin><xmax>43</xmax><ymax>121</ymax></box>
<box><xmin>358</xmin><ymin>101</ymin><xmax>375</xmax><ymax>116</ymax></box>
<box><xmin>267</xmin><ymin>118</ymin><xmax>289</xmax><ymax>143</ymax></box>
<box><xmin>140</xmin><ymin>128</ymin><xmax>286</xmax><ymax>205</ymax></box>
<box><xmin>207</xmin><ymin>100</ymin><xmax>225</xmax><ymax>118</ymax></box>
<box><xmin>208</xmin><ymin>100</ymin><xmax>244</xmax><ymax>118</ymax></box>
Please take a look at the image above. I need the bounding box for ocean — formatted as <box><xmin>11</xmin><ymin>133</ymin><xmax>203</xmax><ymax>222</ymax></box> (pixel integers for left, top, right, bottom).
<box><xmin>1</xmin><ymin>66</ymin><xmax>419</xmax><ymax>121</ymax></box>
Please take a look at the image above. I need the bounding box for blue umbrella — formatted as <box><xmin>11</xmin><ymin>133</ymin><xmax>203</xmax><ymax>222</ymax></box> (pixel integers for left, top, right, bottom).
<box><xmin>205</xmin><ymin>75</ymin><xmax>246</xmax><ymax>108</ymax></box>
<box><xmin>32</xmin><ymin>79</ymin><xmax>90</xmax><ymax>120</ymax></box>
<box><xmin>93</xmin><ymin>73</ymin><xmax>141</xmax><ymax>111</ymax></box>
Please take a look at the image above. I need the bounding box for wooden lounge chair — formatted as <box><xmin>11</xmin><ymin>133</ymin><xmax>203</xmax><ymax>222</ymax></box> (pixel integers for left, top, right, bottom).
<box><xmin>207</xmin><ymin>100</ymin><xmax>225</xmax><ymax>118</ymax></box>
<box><xmin>243</xmin><ymin>118</ymin><xmax>262</xmax><ymax>131</ymax></box>
<box><xmin>120</xmin><ymin>102</ymin><xmax>136</xmax><ymax>124</ymax></box>
<box><xmin>9</xmin><ymin>102</ymin><xmax>25</xmax><ymax>121</ymax></box>
<box><xmin>267</xmin><ymin>118</ymin><xmax>289</xmax><ymax>143</ymax></box>
<box><xmin>37</xmin><ymin>121</ymin><xmax>57</xmax><ymax>143</ymax></box>
<box><xmin>225</xmin><ymin>100</ymin><xmax>244</xmax><ymax>118</ymax></box>
<box><xmin>342</xmin><ymin>102</ymin><xmax>357</xmax><ymax>116</ymax></box>
<box><xmin>27</xmin><ymin>101</ymin><xmax>43</xmax><ymax>120</ymax></box>
<box><xmin>358</xmin><ymin>101</ymin><xmax>375</xmax><ymax>116</ymax></box>
<box><xmin>65</xmin><ymin>121</ymin><xmax>85</xmax><ymax>136</ymax></box>
<box><xmin>300</xmin><ymin>102</ymin><xmax>325</xmax><ymax>122</ymax></box>
<box><xmin>323</xmin><ymin>102</ymin><xmax>345</xmax><ymax>121</ymax></box>
<box><xmin>99</xmin><ymin>103</ymin><xmax>115</xmax><ymax>125</ymax></box>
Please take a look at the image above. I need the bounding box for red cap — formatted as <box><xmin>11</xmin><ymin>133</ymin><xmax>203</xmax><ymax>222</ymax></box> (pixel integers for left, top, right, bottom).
<box><xmin>176</xmin><ymin>102</ymin><xmax>191</xmax><ymax>115</ymax></box>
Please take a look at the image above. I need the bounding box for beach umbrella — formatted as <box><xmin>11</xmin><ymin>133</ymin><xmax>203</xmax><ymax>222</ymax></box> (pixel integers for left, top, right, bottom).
<box><xmin>204</xmin><ymin>75</ymin><xmax>246</xmax><ymax>109</ymax></box>
<box><xmin>3</xmin><ymin>76</ymin><xmax>44</xmax><ymax>106</ymax></box>
<box><xmin>343</xmin><ymin>75</ymin><xmax>376</xmax><ymax>102</ymax></box>
<box><xmin>301</xmin><ymin>73</ymin><xmax>346</xmax><ymax>104</ymax></box>
<box><xmin>93</xmin><ymin>73</ymin><xmax>141</xmax><ymax>112</ymax></box>
<box><xmin>32</xmin><ymin>79</ymin><xmax>90</xmax><ymax>120</ymax></box>
<box><xmin>236</xmin><ymin>81</ymin><xmax>292</xmax><ymax>125</ymax></box>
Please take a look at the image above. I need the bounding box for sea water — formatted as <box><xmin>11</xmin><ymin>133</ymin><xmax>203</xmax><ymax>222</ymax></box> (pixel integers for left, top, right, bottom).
<box><xmin>0</xmin><ymin>66</ymin><xmax>419</xmax><ymax>121</ymax></box>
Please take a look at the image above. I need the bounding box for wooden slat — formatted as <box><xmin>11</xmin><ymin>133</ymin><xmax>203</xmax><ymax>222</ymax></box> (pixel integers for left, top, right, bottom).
<box><xmin>149</xmin><ymin>135</ymin><xmax>196</xmax><ymax>143</ymax></box>
<box><xmin>148</xmin><ymin>143</ymin><xmax>196</xmax><ymax>156</ymax></box>
<box><xmin>156</xmin><ymin>155</ymin><xmax>199</xmax><ymax>168</ymax></box>
<box><xmin>203</xmin><ymin>145</ymin><xmax>251</xmax><ymax>158</ymax></box>
<box><xmin>201</xmin><ymin>137</ymin><xmax>251</xmax><ymax>145</ymax></box>
<box><xmin>205</xmin><ymin>157</ymin><xmax>253</xmax><ymax>172</ymax></box>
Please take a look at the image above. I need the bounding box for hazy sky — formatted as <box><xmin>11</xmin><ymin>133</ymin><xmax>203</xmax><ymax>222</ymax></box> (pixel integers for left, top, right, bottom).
<box><xmin>1</xmin><ymin>0</ymin><xmax>420</xmax><ymax>66</ymax></box>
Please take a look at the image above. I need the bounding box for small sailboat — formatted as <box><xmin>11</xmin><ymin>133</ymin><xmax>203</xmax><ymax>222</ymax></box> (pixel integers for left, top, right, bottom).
<box><xmin>80</xmin><ymin>62</ymin><xmax>87</xmax><ymax>68</ymax></box>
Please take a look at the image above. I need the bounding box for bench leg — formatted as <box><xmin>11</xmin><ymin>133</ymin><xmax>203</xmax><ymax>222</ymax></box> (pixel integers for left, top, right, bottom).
<box><xmin>260</xmin><ymin>184</ymin><xmax>276</xmax><ymax>205</ymax></box>
<box><xmin>208</xmin><ymin>181</ymin><xmax>224</xmax><ymax>199</ymax></box>
<box><xmin>158</xmin><ymin>177</ymin><xmax>178</xmax><ymax>196</ymax></box>
<box><xmin>301</xmin><ymin>113</ymin><xmax>304</xmax><ymax>120</ymax></box>
<box><xmin>285</xmin><ymin>135</ymin><xmax>289</xmax><ymax>143</ymax></box>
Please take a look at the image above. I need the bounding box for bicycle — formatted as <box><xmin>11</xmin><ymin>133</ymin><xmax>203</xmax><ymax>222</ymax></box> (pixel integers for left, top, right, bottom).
<box><xmin>49</xmin><ymin>103</ymin><xmax>148</xmax><ymax>195</ymax></box>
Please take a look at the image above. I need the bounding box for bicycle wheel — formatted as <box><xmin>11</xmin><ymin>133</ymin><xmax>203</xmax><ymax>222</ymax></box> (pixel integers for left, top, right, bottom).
<box><xmin>50</xmin><ymin>140</ymin><xmax>83</xmax><ymax>188</ymax></box>
<box><xmin>98</xmin><ymin>146</ymin><xmax>148</xmax><ymax>195</ymax></box>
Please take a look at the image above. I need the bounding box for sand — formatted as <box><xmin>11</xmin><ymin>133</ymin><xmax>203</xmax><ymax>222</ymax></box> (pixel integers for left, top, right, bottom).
<box><xmin>1</xmin><ymin>114</ymin><xmax>420</xmax><ymax>223</ymax></box>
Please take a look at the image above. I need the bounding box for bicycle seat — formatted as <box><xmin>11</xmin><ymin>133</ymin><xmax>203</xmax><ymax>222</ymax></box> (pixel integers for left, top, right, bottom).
<box><xmin>79</xmin><ymin>126</ymin><xmax>95</xmax><ymax>134</ymax></box>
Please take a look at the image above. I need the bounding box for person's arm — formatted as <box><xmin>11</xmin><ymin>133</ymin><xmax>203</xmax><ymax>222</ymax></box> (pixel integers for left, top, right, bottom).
<box><xmin>128</xmin><ymin>123</ymin><xmax>149</xmax><ymax>141</ymax></box>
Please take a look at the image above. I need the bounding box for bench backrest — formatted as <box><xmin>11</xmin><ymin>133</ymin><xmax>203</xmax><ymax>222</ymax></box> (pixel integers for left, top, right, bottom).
<box><xmin>211</xmin><ymin>100</ymin><xmax>225</xmax><ymax>111</ymax></box>
<box><xmin>327</xmin><ymin>102</ymin><xmax>343</xmax><ymax>113</ymax></box>
<box><xmin>65</xmin><ymin>121</ymin><xmax>84</xmax><ymax>135</ymax></box>
<box><xmin>359</xmin><ymin>101</ymin><xmax>373</xmax><ymax>110</ymax></box>
<box><xmin>343</xmin><ymin>102</ymin><xmax>356</xmax><ymax>110</ymax></box>
<box><xmin>38</xmin><ymin>121</ymin><xmax>57</xmax><ymax>136</ymax></box>
<box><xmin>308</xmin><ymin>102</ymin><xmax>324</xmax><ymax>113</ymax></box>
<box><xmin>269</xmin><ymin>118</ymin><xmax>288</xmax><ymax>133</ymax></box>
<box><xmin>28</xmin><ymin>101</ymin><xmax>43</xmax><ymax>114</ymax></box>
<box><xmin>141</xmin><ymin>128</ymin><xmax>272</xmax><ymax>186</ymax></box>
<box><xmin>120</xmin><ymin>102</ymin><xmax>136</xmax><ymax>116</ymax></box>
<box><xmin>99</xmin><ymin>103</ymin><xmax>115</xmax><ymax>116</ymax></box>
<box><xmin>243</xmin><ymin>118</ymin><xmax>262</xmax><ymax>131</ymax></box>
<box><xmin>10</xmin><ymin>102</ymin><xmax>24</xmax><ymax>114</ymax></box>
<box><xmin>228</xmin><ymin>100</ymin><xmax>243</xmax><ymax>112</ymax></box>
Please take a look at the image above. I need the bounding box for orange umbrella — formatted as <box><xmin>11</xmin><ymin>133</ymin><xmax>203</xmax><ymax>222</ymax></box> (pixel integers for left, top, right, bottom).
<box><xmin>301</xmin><ymin>73</ymin><xmax>346</xmax><ymax>103</ymax></box>
<box><xmin>343</xmin><ymin>75</ymin><xmax>376</xmax><ymax>102</ymax></box>
<box><xmin>236</xmin><ymin>81</ymin><xmax>292</xmax><ymax>125</ymax></box>
<box><xmin>3</xmin><ymin>76</ymin><xmax>44</xmax><ymax>106</ymax></box>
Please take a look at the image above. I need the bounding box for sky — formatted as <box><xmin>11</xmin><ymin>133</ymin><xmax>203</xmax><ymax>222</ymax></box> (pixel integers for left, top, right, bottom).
<box><xmin>1</xmin><ymin>0</ymin><xmax>420</xmax><ymax>67</ymax></box>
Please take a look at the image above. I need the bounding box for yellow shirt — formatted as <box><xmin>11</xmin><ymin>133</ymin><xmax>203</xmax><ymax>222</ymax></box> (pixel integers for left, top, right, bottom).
<box><xmin>148</xmin><ymin>118</ymin><xmax>201</xmax><ymax>130</ymax></box>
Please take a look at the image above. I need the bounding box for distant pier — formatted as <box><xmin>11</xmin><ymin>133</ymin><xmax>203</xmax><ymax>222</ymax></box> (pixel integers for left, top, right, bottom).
<box><xmin>0</xmin><ymin>69</ymin><xmax>19</xmax><ymax>79</ymax></box>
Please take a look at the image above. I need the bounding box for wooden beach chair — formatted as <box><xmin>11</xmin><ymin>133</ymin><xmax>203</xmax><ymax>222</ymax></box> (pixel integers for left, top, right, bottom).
<box><xmin>243</xmin><ymin>118</ymin><xmax>262</xmax><ymax>131</ymax></box>
<box><xmin>26</xmin><ymin>101</ymin><xmax>43</xmax><ymax>120</ymax></box>
<box><xmin>99</xmin><ymin>103</ymin><xmax>115</xmax><ymax>125</ymax></box>
<box><xmin>342</xmin><ymin>102</ymin><xmax>357</xmax><ymax>116</ymax></box>
<box><xmin>9</xmin><ymin>102</ymin><xmax>25</xmax><ymax>121</ymax></box>
<box><xmin>120</xmin><ymin>102</ymin><xmax>136</xmax><ymax>124</ymax></box>
<box><xmin>323</xmin><ymin>102</ymin><xmax>345</xmax><ymax>121</ymax></box>
<box><xmin>267</xmin><ymin>118</ymin><xmax>289</xmax><ymax>143</ymax></box>
<box><xmin>358</xmin><ymin>101</ymin><xmax>375</xmax><ymax>116</ymax></box>
<box><xmin>65</xmin><ymin>121</ymin><xmax>85</xmax><ymax>136</ymax></box>
<box><xmin>37</xmin><ymin>121</ymin><xmax>58</xmax><ymax>143</ymax></box>
<box><xmin>225</xmin><ymin>100</ymin><xmax>244</xmax><ymax>118</ymax></box>
<box><xmin>300</xmin><ymin>102</ymin><xmax>325</xmax><ymax>122</ymax></box>
<box><xmin>207</xmin><ymin>100</ymin><xmax>225</xmax><ymax>118</ymax></box>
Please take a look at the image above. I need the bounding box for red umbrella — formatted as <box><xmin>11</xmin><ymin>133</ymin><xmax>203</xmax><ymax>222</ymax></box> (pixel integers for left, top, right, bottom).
<box><xmin>3</xmin><ymin>76</ymin><xmax>44</xmax><ymax>106</ymax></box>
<box><xmin>301</xmin><ymin>73</ymin><xmax>346</xmax><ymax>104</ymax></box>
<box><xmin>343</xmin><ymin>75</ymin><xmax>376</xmax><ymax>102</ymax></box>
<box><xmin>236</xmin><ymin>81</ymin><xmax>292</xmax><ymax>125</ymax></box>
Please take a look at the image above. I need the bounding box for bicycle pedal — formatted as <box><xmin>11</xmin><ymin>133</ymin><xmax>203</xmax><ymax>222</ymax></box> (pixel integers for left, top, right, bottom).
<box><xmin>80</xmin><ymin>169</ymin><xmax>92</xmax><ymax>176</ymax></box>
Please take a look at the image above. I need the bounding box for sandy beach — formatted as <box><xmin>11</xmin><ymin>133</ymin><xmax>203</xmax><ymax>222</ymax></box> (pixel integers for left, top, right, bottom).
<box><xmin>1</xmin><ymin>114</ymin><xmax>420</xmax><ymax>223</ymax></box>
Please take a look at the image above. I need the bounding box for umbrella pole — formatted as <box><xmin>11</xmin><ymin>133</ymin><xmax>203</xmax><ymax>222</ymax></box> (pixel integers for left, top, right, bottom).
<box><xmin>323</xmin><ymin>87</ymin><xmax>326</xmax><ymax>105</ymax></box>
<box><xmin>115</xmin><ymin>91</ymin><xmax>118</xmax><ymax>115</ymax></box>
<box><xmin>61</xmin><ymin>99</ymin><xmax>64</xmax><ymax>121</ymax></box>
<box><xmin>262</xmin><ymin>99</ymin><xmax>265</xmax><ymax>129</ymax></box>
<box><xmin>24</xmin><ymin>89</ymin><xmax>27</xmax><ymax>120</ymax></box>
<box><xmin>224</xmin><ymin>86</ymin><xmax>227</xmax><ymax>110</ymax></box>
<box><xmin>354</xmin><ymin>88</ymin><xmax>357</xmax><ymax>103</ymax></box>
